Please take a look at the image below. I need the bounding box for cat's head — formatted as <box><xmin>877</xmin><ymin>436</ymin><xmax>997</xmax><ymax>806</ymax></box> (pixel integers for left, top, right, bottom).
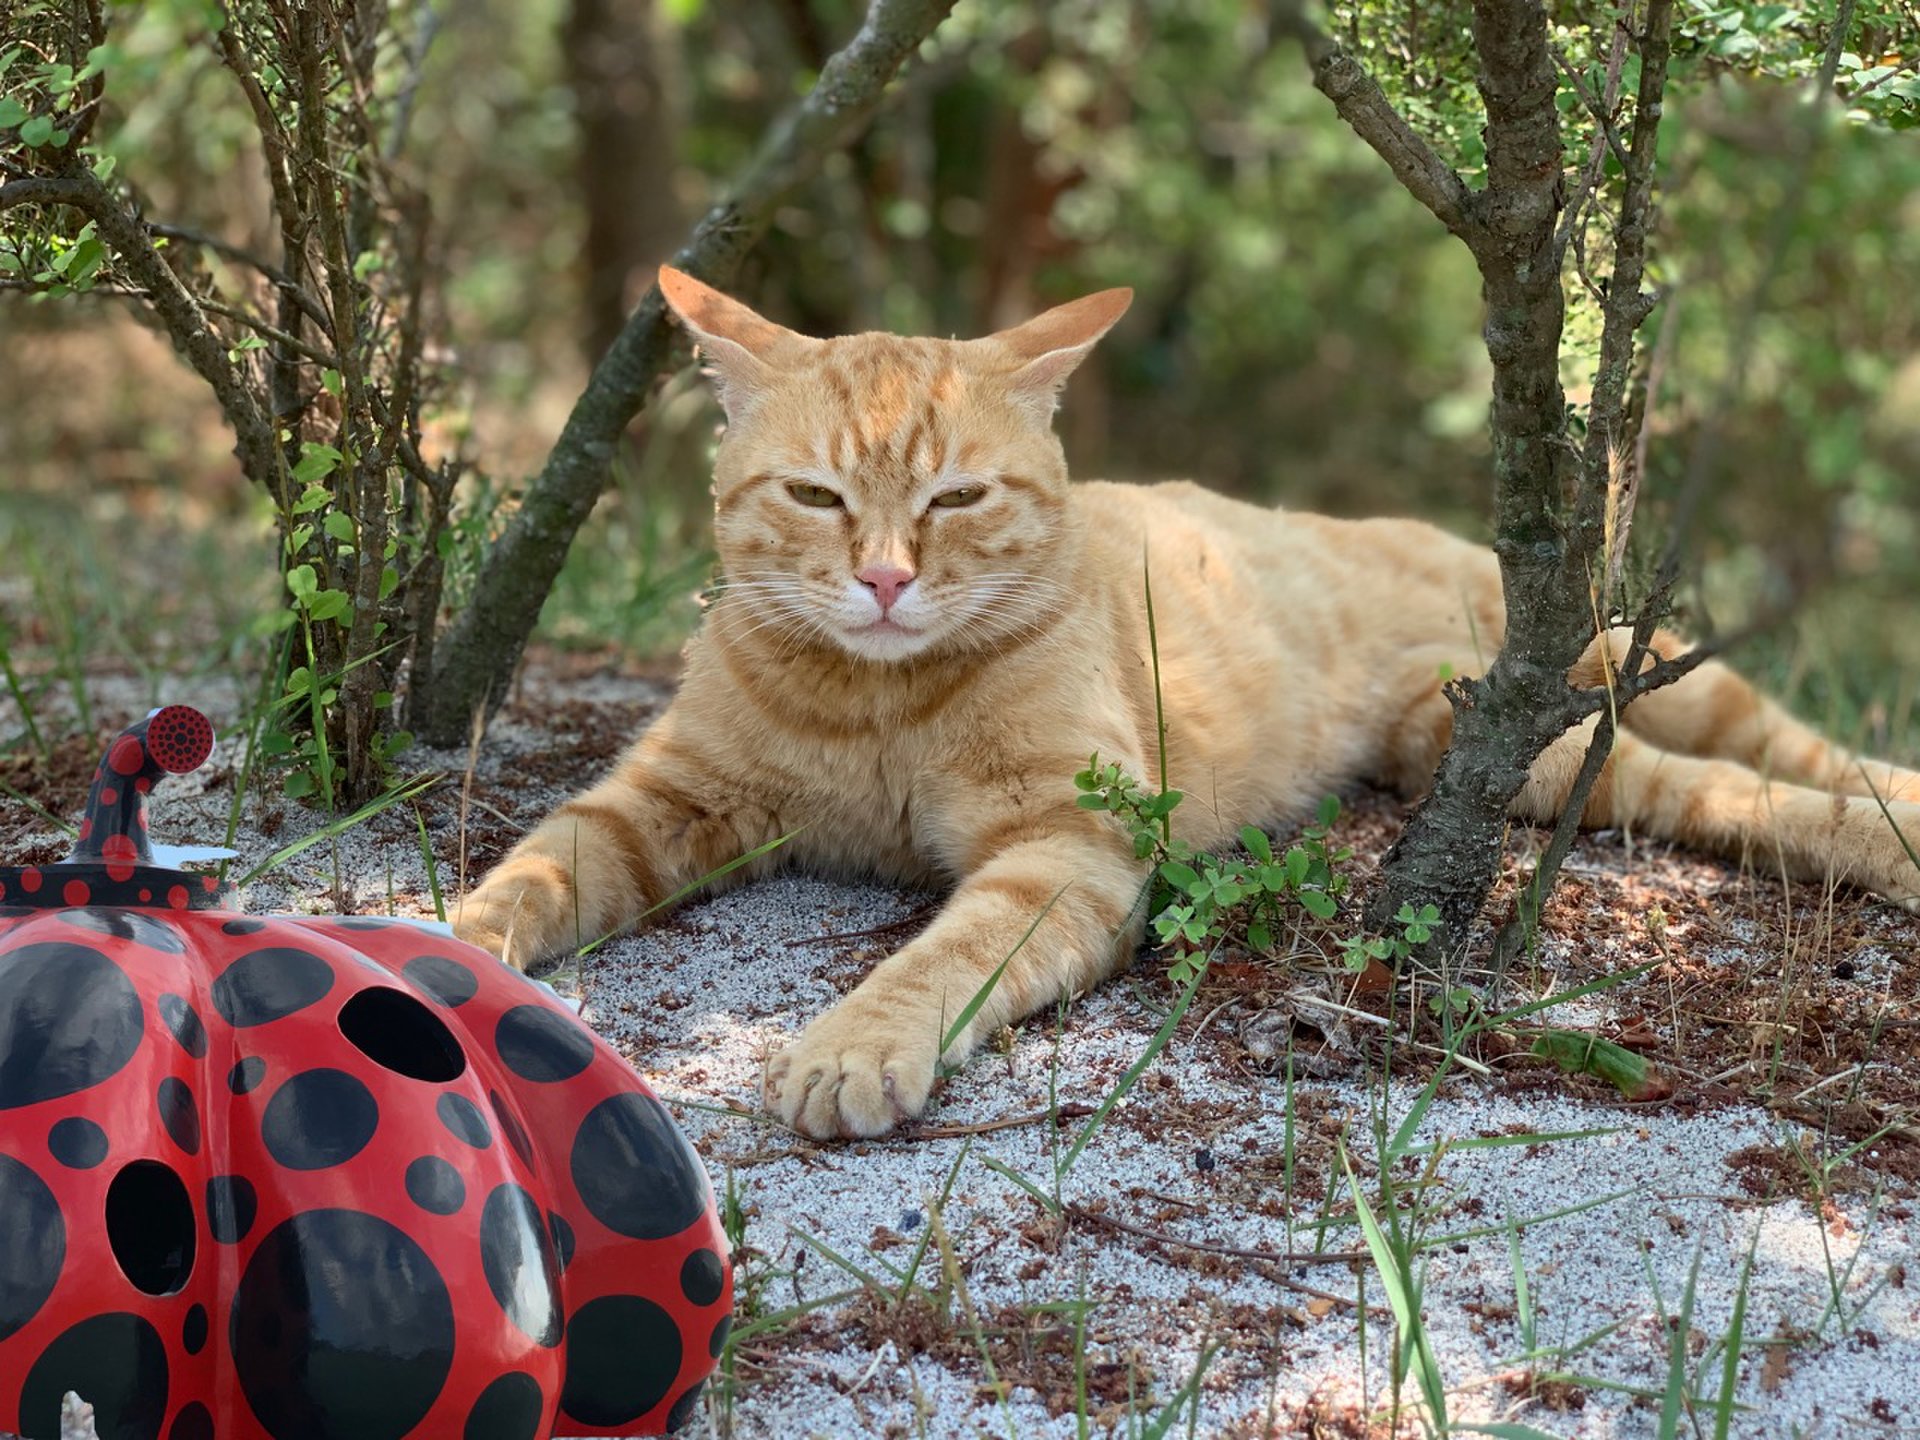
<box><xmin>659</xmin><ymin>267</ymin><xmax>1130</xmax><ymax>664</ymax></box>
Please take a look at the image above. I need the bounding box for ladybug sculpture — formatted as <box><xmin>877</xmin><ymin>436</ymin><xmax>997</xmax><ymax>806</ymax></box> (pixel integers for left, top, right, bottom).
<box><xmin>0</xmin><ymin>707</ymin><xmax>731</xmax><ymax>1440</ymax></box>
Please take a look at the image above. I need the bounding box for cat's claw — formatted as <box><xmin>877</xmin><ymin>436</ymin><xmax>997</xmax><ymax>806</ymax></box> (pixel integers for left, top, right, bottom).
<box><xmin>763</xmin><ymin>1007</ymin><xmax>938</xmax><ymax>1139</ymax></box>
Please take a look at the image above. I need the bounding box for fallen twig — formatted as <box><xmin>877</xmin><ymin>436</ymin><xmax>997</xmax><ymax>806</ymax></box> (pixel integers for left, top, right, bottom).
<box><xmin>1063</xmin><ymin>1204</ymin><xmax>1380</xmax><ymax>1314</ymax></box>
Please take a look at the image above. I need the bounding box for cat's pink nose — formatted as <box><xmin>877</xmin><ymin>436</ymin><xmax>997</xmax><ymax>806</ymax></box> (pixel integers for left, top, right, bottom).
<box><xmin>856</xmin><ymin>564</ymin><xmax>915</xmax><ymax>613</ymax></box>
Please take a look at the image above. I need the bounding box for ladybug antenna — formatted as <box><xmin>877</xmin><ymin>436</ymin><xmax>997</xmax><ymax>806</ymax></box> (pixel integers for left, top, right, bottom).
<box><xmin>70</xmin><ymin>706</ymin><xmax>215</xmax><ymax>865</ymax></box>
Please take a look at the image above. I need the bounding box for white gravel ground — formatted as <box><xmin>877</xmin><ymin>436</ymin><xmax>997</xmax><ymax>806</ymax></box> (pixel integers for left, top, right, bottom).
<box><xmin>5</xmin><ymin>672</ymin><xmax>1917</xmax><ymax>1439</ymax></box>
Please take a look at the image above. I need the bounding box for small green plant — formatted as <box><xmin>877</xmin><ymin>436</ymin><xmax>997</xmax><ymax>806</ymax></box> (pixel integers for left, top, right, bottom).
<box><xmin>1074</xmin><ymin>756</ymin><xmax>1425</xmax><ymax>983</ymax></box>
<box><xmin>1342</xmin><ymin>901</ymin><xmax>1443</xmax><ymax>974</ymax></box>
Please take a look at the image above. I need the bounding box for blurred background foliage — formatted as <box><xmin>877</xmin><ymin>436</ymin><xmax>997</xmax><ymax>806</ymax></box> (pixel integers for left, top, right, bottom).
<box><xmin>2</xmin><ymin>0</ymin><xmax>1917</xmax><ymax>754</ymax></box>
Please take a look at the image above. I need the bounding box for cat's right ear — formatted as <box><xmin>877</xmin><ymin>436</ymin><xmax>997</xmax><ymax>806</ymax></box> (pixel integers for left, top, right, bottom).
<box><xmin>657</xmin><ymin>267</ymin><xmax>803</xmax><ymax>421</ymax></box>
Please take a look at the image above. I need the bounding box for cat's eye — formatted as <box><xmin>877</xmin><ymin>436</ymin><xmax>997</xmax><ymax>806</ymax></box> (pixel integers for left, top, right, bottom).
<box><xmin>786</xmin><ymin>481</ymin><xmax>842</xmax><ymax>508</ymax></box>
<box><xmin>930</xmin><ymin>485</ymin><xmax>986</xmax><ymax>510</ymax></box>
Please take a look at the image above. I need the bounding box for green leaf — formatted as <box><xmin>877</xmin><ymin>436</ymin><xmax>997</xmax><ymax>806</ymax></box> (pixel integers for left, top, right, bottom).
<box><xmin>378</xmin><ymin>564</ymin><xmax>399</xmax><ymax>601</ymax></box>
<box><xmin>322</xmin><ymin>511</ymin><xmax>356</xmax><ymax>543</ymax></box>
<box><xmin>1529</xmin><ymin>1029</ymin><xmax>1661</xmax><ymax>1100</ymax></box>
<box><xmin>1299</xmin><ymin>889</ymin><xmax>1337</xmax><ymax>920</ymax></box>
<box><xmin>304</xmin><ymin>589</ymin><xmax>351</xmax><ymax>623</ymax></box>
<box><xmin>1075</xmin><ymin>793</ymin><xmax>1107</xmax><ymax>810</ymax></box>
<box><xmin>282</xmin><ymin>770</ymin><xmax>315</xmax><ymax>799</ymax></box>
<box><xmin>1247</xmin><ymin>921</ymin><xmax>1271</xmax><ymax>952</ymax></box>
<box><xmin>292</xmin><ymin>444</ymin><xmax>342</xmax><ymax>483</ymax></box>
<box><xmin>1240</xmin><ymin>825</ymin><xmax>1271</xmax><ymax>862</ymax></box>
<box><xmin>284</xmin><ymin>564</ymin><xmax>318</xmax><ymax>600</ymax></box>
<box><xmin>1158</xmin><ymin>860</ymin><xmax>1198</xmax><ymax>890</ymax></box>
<box><xmin>1284</xmin><ymin>848</ymin><xmax>1311</xmax><ymax>887</ymax></box>
<box><xmin>291</xmin><ymin>483</ymin><xmax>331</xmax><ymax>514</ymax></box>
<box><xmin>0</xmin><ymin>97</ymin><xmax>26</xmax><ymax>128</ymax></box>
<box><xmin>19</xmin><ymin>115</ymin><xmax>53</xmax><ymax>147</ymax></box>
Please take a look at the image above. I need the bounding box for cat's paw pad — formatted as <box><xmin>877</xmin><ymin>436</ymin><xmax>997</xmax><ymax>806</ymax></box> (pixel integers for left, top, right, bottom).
<box><xmin>763</xmin><ymin>1008</ymin><xmax>937</xmax><ymax>1139</ymax></box>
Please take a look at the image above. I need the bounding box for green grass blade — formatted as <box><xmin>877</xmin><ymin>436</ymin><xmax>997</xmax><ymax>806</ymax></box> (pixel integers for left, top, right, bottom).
<box><xmin>577</xmin><ymin>826</ymin><xmax>804</xmax><ymax>956</ymax></box>
<box><xmin>1058</xmin><ymin>965</ymin><xmax>1204</xmax><ymax>1180</ymax></box>
<box><xmin>0</xmin><ymin>624</ymin><xmax>48</xmax><ymax>762</ymax></box>
<box><xmin>941</xmin><ymin>884</ymin><xmax>1069</xmax><ymax>1056</ymax></box>
<box><xmin>0</xmin><ymin>776</ymin><xmax>78</xmax><ymax>837</ymax></box>
<box><xmin>1713</xmin><ymin>1229</ymin><xmax>1760</xmax><ymax>1440</ymax></box>
<box><xmin>897</xmin><ymin>1136</ymin><xmax>974</xmax><ymax>1301</ymax></box>
<box><xmin>237</xmin><ymin>773</ymin><xmax>439</xmax><ymax>885</ymax></box>
<box><xmin>1137</xmin><ymin>1343</ymin><xmax>1217</xmax><ymax>1440</ymax></box>
<box><xmin>978</xmin><ymin>1154</ymin><xmax>1061</xmax><ymax>1215</ymax></box>
<box><xmin>413</xmin><ymin>804</ymin><xmax>446</xmax><ymax>923</ymax></box>
<box><xmin>1343</xmin><ymin>1152</ymin><xmax>1448</xmax><ymax>1430</ymax></box>
<box><xmin>1657</xmin><ymin>1244</ymin><xmax>1704</xmax><ymax>1440</ymax></box>
<box><xmin>1143</xmin><ymin>549</ymin><xmax>1170</xmax><ymax>826</ymax></box>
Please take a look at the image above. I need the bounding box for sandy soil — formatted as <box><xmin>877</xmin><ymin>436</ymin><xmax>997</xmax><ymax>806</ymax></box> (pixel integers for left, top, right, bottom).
<box><xmin>3</xmin><ymin>656</ymin><xmax>1917</xmax><ymax>1439</ymax></box>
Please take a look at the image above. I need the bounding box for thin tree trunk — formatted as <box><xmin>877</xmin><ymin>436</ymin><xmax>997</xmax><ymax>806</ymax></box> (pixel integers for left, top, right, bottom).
<box><xmin>563</xmin><ymin>0</ymin><xmax>682</xmax><ymax>365</ymax></box>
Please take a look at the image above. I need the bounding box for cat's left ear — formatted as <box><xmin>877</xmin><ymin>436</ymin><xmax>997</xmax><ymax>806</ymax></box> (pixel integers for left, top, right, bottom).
<box><xmin>657</xmin><ymin>266</ymin><xmax>807</xmax><ymax>421</ymax></box>
<box><xmin>988</xmin><ymin>288</ymin><xmax>1133</xmax><ymax>422</ymax></box>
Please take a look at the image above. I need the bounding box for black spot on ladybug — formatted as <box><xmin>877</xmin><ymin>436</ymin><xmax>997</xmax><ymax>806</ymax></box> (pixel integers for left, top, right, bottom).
<box><xmin>0</xmin><ymin>1154</ymin><xmax>64</xmax><ymax>1344</ymax></box>
<box><xmin>480</xmin><ymin>1183</ymin><xmax>562</xmax><ymax>1348</ymax></box>
<box><xmin>570</xmin><ymin>1093</ymin><xmax>709</xmax><ymax>1240</ymax></box>
<box><xmin>222</xmin><ymin>918</ymin><xmax>266</xmax><ymax>935</ymax></box>
<box><xmin>490</xmin><ymin>1089</ymin><xmax>535</xmax><ymax>1170</ymax></box>
<box><xmin>262</xmin><ymin>1068</ymin><xmax>379</xmax><ymax>1170</ymax></box>
<box><xmin>157</xmin><ymin>1076</ymin><xmax>201</xmax><ymax>1155</ymax></box>
<box><xmin>464</xmin><ymin>1372</ymin><xmax>545</xmax><ymax>1440</ymax></box>
<box><xmin>665</xmin><ymin>1382</ymin><xmax>705</xmax><ymax>1434</ymax></box>
<box><xmin>229</xmin><ymin>1055</ymin><xmax>268</xmax><ymax>1093</ymax></box>
<box><xmin>60</xmin><ymin>908</ymin><xmax>189</xmax><ymax>953</ymax></box>
<box><xmin>0</xmin><ymin>942</ymin><xmax>144</xmax><ymax>1111</ymax></box>
<box><xmin>403</xmin><ymin>953</ymin><xmax>479</xmax><ymax>1008</ymax></box>
<box><xmin>211</xmin><ymin>946</ymin><xmax>335</xmax><ymax>1028</ymax></box>
<box><xmin>405</xmin><ymin>1156</ymin><xmax>465</xmax><ymax>1215</ymax></box>
<box><xmin>168</xmin><ymin>1400</ymin><xmax>214</xmax><ymax>1440</ymax></box>
<box><xmin>182</xmin><ymin>1304</ymin><xmax>209</xmax><ymax>1356</ymax></box>
<box><xmin>232</xmin><ymin>1210</ymin><xmax>455</xmax><ymax>1440</ymax></box>
<box><xmin>680</xmin><ymin>1248</ymin><xmax>725</xmax><ymax>1307</ymax></box>
<box><xmin>207</xmin><ymin>1174</ymin><xmax>259</xmax><ymax>1245</ymax></box>
<box><xmin>47</xmin><ymin>1115</ymin><xmax>108</xmax><ymax>1168</ymax></box>
<box><xmin>338</xmin><ymin>986</ymin><xmax>466</xmax><ymax>1083</ymax></box>
<box><xmin>494</xmin><ymin>1004</ymin><xmax>594</xmax><ymax>1083</ymax></box>
<box><xmin>709</xmin><ymin>1314</ymin><xmax>731</xmax><ymax>1359</ymax></box>
<box><xmin>107</xmin><ymin>1160</ymin><xmax>196</xmax><ymax>1296</ymax></box>
<box><xmin>157</xmin><ymin>993</ymin><xmax>208</xmax><ymax>1058</ymax></box>
<box><xmin>438</xmin><ymin>1092</ymin><xmax>492</xmax><ymax>1149</ymax></box>
<box><xmin>19</xmin><ymin>1313</ymin><xmax>169</xmax><ymax>1440</ymax></box>
<box><xmin>559</xmin><ymin>1293</ymin><xmax>681</xmax><ymax>1428</ymax></box>
<box><xmin>548</xmin><ymin>1212</ymin><xmax>576</xmax><ymax>1272</ymax></box>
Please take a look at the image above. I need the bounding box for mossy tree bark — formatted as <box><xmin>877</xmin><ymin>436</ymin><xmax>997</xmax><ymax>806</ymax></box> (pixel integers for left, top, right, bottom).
<box><xmin>1273</xmin><ymin>0</ymin><xmax>1684</xmax><ymax>952</ymax></box>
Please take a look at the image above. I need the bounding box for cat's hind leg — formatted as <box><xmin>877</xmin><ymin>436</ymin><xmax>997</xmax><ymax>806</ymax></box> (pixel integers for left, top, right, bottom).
<box><xmin>1516</xmin><ymin>716</ymin><xmax>1920</xmax><ymax>909</ymax></box>
<box><xmin>1578</xmin><ymin>628</ymin><xmax>1920</xmax><ymax>803</ymax></box>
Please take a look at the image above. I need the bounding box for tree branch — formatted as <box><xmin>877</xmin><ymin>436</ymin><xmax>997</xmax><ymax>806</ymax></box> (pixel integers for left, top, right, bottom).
<box><xmin>417</xmin><ymin>0</ymin><xmax>960</xmax><ymax>744</ymax></box>
<box><xmin>1269</xmin><ymin>3</ymin><xmax>1479</xmax><ymax>244</ymax></box>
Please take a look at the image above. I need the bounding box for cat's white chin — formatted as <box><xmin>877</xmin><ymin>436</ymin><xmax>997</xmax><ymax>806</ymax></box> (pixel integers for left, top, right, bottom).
<box><xmin>836</xmin><ymin>619</ymin><xmax>939</xmax><ymax>663</ymax></box>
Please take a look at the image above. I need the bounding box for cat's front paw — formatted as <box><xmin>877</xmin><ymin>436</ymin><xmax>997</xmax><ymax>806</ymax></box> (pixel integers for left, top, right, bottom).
<box><xmin>452</xmin><ymin>899</ymin><xmax>529</xmax><ymax>971</ymax></box>
<box><xmin>764</xmin><ymin>1000</ymin><xmax>940</xmax><ymax>1139</ymax></box>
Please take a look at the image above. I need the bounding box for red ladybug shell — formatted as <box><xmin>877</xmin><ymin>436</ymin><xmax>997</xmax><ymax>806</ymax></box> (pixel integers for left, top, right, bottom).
<box><xmin>0</xmin><ymin>900</ymin><xmax>731</xmax><ymax>1440</ymax></box>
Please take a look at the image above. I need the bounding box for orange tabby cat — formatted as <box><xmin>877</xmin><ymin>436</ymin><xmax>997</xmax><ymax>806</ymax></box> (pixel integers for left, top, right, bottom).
<box><xmin>454</xmin><ymin>268</ymin><xmax>1920</xmax><ymax>1138</ymax></box>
